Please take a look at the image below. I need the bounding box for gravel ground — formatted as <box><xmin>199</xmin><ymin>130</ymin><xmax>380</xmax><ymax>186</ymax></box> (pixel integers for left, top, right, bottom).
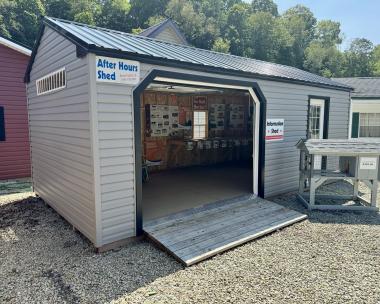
<box><xmin>0</xmin><ymin>181</ymin><xmax>379</xmax><ymax>304</ymax></box>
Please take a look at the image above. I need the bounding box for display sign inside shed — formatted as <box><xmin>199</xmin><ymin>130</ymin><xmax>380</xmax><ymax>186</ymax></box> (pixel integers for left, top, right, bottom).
<box><xmin>96</xmin><ymin>56</ymin><xmax>140</xmax><ymax>84</ymax></box>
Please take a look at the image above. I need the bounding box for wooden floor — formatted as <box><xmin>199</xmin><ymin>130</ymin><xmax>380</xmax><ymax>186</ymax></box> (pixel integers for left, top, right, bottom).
<box><xmin>143</xmin><ymin>195</ymin><xmax>307</xmax><ymax>266</ymax></box>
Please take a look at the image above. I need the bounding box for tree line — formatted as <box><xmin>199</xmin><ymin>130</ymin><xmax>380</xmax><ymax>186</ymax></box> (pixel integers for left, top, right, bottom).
<box><xmin>1</xmin><ymin>0</ymin><xmax>379</xmax><ymax>77</ymax></box>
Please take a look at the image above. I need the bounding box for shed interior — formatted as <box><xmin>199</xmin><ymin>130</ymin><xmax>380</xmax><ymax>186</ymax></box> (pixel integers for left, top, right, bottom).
<box><xmin>140</xmin><ymin>82</ymin><xmax>256</xmax><ymax>222</ymax></box>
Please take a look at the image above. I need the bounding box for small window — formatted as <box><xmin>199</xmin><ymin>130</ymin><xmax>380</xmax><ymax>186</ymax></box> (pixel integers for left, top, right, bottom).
<box><xmin>193</xmin><ymin>110</ymin><xmax>208</xmax><ymax>139</ymax></box>
<box><xmin>36</xmin><ymin>68</ymin><xmax>66</xmax><ymax>95</ymax></box>
<box><xmin>0</xmin><ymin>106</ymin><xmax>5</xmax><ymax>141</ymax></box>
<box><xmin>359</xmin><ymin>113</ymin><xmax>380</xmax><ymax>137</ymax></box>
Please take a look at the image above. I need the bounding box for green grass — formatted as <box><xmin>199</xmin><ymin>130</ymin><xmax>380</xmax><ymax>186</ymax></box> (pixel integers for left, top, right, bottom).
<box><xmin>0</xmin><ymin>179</ymin><xmax>32</xmax><ymax>195</ymax></box>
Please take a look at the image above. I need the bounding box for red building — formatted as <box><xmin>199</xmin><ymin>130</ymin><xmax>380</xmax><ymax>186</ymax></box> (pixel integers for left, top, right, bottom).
<box><xmin>0</xmin><ymin>37</ymin><xmax>31</xmax><ymax>180</ymax></box>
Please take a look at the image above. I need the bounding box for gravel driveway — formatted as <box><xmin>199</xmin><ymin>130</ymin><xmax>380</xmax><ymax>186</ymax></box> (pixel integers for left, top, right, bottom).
<box><xmin>0</xmin><ymin>182</ymin><xmax>379</xmax><ymax>304</ymax></box>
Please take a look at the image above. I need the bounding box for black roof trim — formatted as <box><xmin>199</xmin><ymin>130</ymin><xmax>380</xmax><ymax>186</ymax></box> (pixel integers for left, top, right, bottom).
<box><xmin>25</xmin><ymin>17</ymin><xmax>352</xmax><ymax>92</ymax></box>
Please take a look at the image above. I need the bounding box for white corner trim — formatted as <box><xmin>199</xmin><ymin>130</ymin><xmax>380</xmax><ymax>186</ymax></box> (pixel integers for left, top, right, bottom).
<box><xmin>88</xmin><ymin>53</ymin><xmax>103</xmax><ymax>247</ymax></box>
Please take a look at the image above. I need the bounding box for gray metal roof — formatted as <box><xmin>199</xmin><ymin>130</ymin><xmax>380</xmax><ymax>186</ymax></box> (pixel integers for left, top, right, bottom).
<box><xmin>297</xmin><ymin>139</ymin><xmax>380</xmax><ymax>155</ymax></box>
<box><xmin>28</xmin><ymin>17</ymin><xmax>351</xmax><ymax>90</ymax></box>
<box><xmin>332</xmin><ymin>77</ymin><xmax>380</xmax><ymax>98</ymax></box>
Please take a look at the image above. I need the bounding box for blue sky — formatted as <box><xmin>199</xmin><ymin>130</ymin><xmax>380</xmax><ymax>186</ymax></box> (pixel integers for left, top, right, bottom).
<box><xmin>253</xmin><ymin>1</ymin><xmax>380</xmax><ymax>49</ymax></box>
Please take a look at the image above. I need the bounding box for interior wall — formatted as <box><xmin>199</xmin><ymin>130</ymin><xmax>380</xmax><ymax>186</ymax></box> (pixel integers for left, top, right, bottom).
<box><xmin>141</xmin><ymin>90</ymin><xmax>253</xmax><ymax>171</ymax></box>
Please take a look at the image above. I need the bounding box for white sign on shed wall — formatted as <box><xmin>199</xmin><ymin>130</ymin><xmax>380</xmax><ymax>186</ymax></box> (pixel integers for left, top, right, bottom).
<box><xmin>265</xmin><ymin>119</ymin><xmax>284</xmax><ymax>141</ymax></box>
<box><xmin>96</xmin><ymin>56</ymin><xmax>140</xmax><ymax>84</ymax></box>
<box><xmin>359</xmin><ymin>157</ymin><xmax>378</xmax><ymax>170</ymax></box>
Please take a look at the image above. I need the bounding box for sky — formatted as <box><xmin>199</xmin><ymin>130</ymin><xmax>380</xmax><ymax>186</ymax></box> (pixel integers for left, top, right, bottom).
<box><xmin>264</xmin><ymin>1</ymin><xmax>380</xmax><ymax>49</ymax></box>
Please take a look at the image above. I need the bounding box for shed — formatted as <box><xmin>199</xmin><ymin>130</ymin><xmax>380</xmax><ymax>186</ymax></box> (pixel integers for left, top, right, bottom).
<box><xmin>296</xmin><ymin>138</ymin><xmax>380</xmax><ymax>211</ymax></box>
<box><xmin>25</xmin><ymin>17</ymin><xmax>352</xmax><ymax>254</ymax></box>
<box><xmin>333</xmin><ymin>77</ymin><xmax>380</xmax><ymax>138</ymax></box>
<box><xmin>139</xmin><ymin>18</ymin><xmax>188</xmax><ymax>45</ymax></box>
<box><xmin>0</xmin><ymin>37</ymin><xmax>31</xmax><ymax>180</ymax></box>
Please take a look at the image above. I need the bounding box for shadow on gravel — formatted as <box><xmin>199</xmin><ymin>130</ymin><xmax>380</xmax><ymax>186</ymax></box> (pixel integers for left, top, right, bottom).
<box><xmin>0</xmin><ymin>195</ymin><xmax>182</xmax><ymax>304</ymax></box>
<box><xmin>0</xmin><ymin>196</ymin><xmax>43</xmax><ymax>229</ymax></box>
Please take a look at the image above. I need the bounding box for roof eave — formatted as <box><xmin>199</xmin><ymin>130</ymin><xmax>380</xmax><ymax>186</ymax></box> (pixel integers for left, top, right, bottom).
<box><xmin>351</xmin><ymin>96</ymin><xmax>380</xmax><ymax>99</ymax></box>
<box><xmin>0</xmin><ymin>37</ymin><xmax>31</xmax><ymax>56</ymax></box>
<box><xmin>24</xmin><ymin>16</ymin><xmax>91</xmax><ymax>83</ymax></box>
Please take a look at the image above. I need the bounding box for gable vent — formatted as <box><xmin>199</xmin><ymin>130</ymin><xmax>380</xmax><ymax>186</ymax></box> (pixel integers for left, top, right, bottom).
<box><xmin>36</xmin><ymin>68</ymin><xmax>66</xmax><ymax>95</ymax></box>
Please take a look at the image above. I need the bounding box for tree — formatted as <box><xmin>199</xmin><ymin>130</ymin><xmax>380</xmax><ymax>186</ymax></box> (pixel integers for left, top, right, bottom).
<box><xmin>211</xmin><ymin>37</ymin><xmax>230</xmax><ymax>53</ymax></box>
<box><xmin>245</xmin><ymin>12</ymin><xmax>291</xmax><ymax>62</ymax></box>
<box><xmin>147</xmin><ymin>15</ymin><xmax>166</xmax><ymax>27</ymax></box>
<box><xmin>0</xmin><ymin>0</ymin><xmax>45</xmax><ymax>48</ymax></box>
<box><xmin>97</xmin><ymin>0</ymin><xmax>131</xmax><ymax>32</ymax></box>
<box><xmin>224</xmin><ymin>3</ymin><xmax>249</xmax><ymax>56</ymax></box>
<box><xmin>343</xmin><ymin>38</ymin><xmax>374</xmax><ymax>76</ymax></box>
<box><xmin>315</xmin><ymin>20</ymin><xmax>342</xmax><ymax>47</ymax></box>
<box><xmin>0</xmin><ymin>0</ymin><xmax>378</xmax><ymax>78</ymax></box>
<box><xmin>128</xmin><ymin>0</ymin><xmax>169</xmax><ymax>29</ymax></box>
<box><xmin>304</xmin><ymin>42</ymin><xmax>344</xmax><ymax>77</ymax></box>
<box><xmin>70</xmin><ymin>0</ymin><xmax>101</xmax><ymax>25</ymax></box>
<box><xmin>44</xmin><ymin>0</ymin><xmax>73</xmax><ymax>20</ymax></box>
<box><xmin>166</xmin><ymin>0</ymin><xmax>218</xmax><ymax>49</ymax></box>
<box><xmin>280</xmin><ymin>5</ymin><xmax>317</xmax><ymax>68</ymax></box>
<box><xmin>372</xmin><ymin>45</ymin><xmax>380</xmax><ymax>76</ymax></box>
<box><xmin>303</xmin><ymin>19</ymin><xmax>344</xmax><ymax>77</ymax></box>
<box><xmin>250</xmin><ymin>0</ymin><xmax>278</xmax><ymax>16</ymax></box>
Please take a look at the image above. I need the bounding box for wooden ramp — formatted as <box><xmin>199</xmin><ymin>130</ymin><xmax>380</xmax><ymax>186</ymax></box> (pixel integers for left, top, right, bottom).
<box><xmin>143</xmin><ymin>195</ymin><xmax>307</xmax><ymax>266</ymax></box>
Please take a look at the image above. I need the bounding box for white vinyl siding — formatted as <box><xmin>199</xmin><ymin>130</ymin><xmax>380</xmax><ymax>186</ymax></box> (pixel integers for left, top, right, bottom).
<box><xmin>91</xmin><ymin>53</ymin><xmax>136</xmax><ymax>245</ymax></box>
<box><xmin>27</xmin><ymin>27</ymin><xmax>96</xmax><ymax>243</ymax></box>
<box><xmin>154</xmin><ymin>27</ymin><xmax>185</xmax><ymax>45</ymax></box>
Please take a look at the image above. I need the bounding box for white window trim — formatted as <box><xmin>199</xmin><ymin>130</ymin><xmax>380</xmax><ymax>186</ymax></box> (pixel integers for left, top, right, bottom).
<box><xmin>309</xmin><ymin>99</ymin><xmax>325</xmax><ymax>170</ymax></box>
<box><xmin>36</xmin><ymin>67</ymin><xmax>66</xmax><ymax>96</ymax></box>
<box><xmin>193</xmin><ymin>110</ymin><xmax>208</xmax><ymax>140</ymax></box>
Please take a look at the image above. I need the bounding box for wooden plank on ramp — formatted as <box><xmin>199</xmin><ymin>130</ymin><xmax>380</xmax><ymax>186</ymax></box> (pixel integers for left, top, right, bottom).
<box><xmin>143</xmin><ymin>195</ymin><xmax>307</xmax><ymax>266</ymax></box>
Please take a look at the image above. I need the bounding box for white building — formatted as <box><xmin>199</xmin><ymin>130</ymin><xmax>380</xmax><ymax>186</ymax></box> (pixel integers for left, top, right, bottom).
<box><xmin>333</xmin><ymin>77</ymin><xmax>380</xmax><ymax>138</ymax></box>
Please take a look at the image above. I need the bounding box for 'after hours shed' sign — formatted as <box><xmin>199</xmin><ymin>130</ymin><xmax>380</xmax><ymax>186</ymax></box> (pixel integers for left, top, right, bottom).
<box><xmin>96</xmin><ymin>56</ymin><xmax>140</xmax><ymax>84</ymax></box>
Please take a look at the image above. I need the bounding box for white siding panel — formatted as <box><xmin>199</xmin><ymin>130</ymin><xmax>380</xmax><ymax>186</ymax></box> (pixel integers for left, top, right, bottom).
<box><xmin>95</xmin><ymin>78</ymin><xmax>136</xmax><ymax>244</ymax></box>
<box><xmin>27</xmin><ymin>27</ymin><xmax>96</xmax><ymax>243</ymax></box>
<box><xmin>154</xmin><ymin>27</ymin><xmax>185</xmax><ymax>45</ymax></box>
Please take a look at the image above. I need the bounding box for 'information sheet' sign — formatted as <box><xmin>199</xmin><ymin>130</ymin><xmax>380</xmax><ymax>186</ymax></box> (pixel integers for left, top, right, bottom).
<box><xmin>359</xmin><ymin>157</ymin><xmax>377</xmax><ymax>170</ymax></box>
<box><xmin>265</xmin><ymin>119</ymin><xmax>284</xmax><ymax>141</ymax></box>
<box><xmin>96</xmin><ymin>56</ymin><xmax>140</xmax><ymax>84</ymax></box>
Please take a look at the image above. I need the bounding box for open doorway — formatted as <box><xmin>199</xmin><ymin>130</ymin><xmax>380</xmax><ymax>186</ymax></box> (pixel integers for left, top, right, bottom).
<box><xmin>132</xmin><ymin>71</ymin><xmax>265</xmax><ymax>233</ymax></box>
<box><xmin>139</xmin><ymin>81</ymin><xmax>257</xmax><ymax>222</ymax></box>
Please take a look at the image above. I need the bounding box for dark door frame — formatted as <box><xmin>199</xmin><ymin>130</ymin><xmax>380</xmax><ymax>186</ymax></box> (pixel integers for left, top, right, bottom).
<box><xmin>133</xmin><ymin>69</ymin><xmax>267</xmax><ymax>235</ymax></box>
